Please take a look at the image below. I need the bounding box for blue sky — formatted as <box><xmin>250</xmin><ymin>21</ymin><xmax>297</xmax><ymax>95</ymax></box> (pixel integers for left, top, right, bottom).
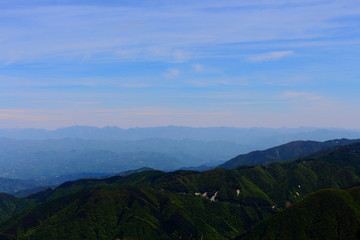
<box><xmin>1</xmin><ymin>0</ymin><xmax>360</xmax><ymax>129</ymax></box>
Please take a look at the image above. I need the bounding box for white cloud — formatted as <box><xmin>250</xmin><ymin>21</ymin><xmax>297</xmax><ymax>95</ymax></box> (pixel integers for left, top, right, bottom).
<box><xmin>114</xmin><ymin>46</ymin><xmax>191</xmax><ymax>63</ymax></box>
<box><xmin>248</xmin><ymin>51</ymin><xmax>294</xmax><ymax>62</ymax></box>
<box><xmin>192</xmin><ymin>63</ymin><xmax>203</xmax><ymax>72</ymax></box>
<box><xmin>173</xmin><ymin>50</ymin><xmax>190</xmax><ymax>63</ymax></box>
<box><xmin>162</xmin><ymin>68</ymin><xmax>181</xmax><ymax>79</ymax></box>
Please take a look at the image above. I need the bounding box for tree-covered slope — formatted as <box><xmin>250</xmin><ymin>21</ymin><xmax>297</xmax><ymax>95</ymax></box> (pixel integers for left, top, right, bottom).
<box><xmin>0</xmin><ymin>193</ymin><xmax>34</xmax><ymax>223</ymax></box>
<box><xmin>218</xmin><ymin>138</ymin><xmax>359</xmax><ymax>169</ymax></box>
<box><xmin>0</xmin><ymin>187</ymin><xmax>275</xmax><ymax>240</ymax></box>
<box><xmin>36</xmin><ymin>141</ymin><xmax>360</xmax><ymax>207</ymax></box>
<box><xmin>0</xmin><ymin>142</ymin><xmax>360</xmax><ymax>239</ymax></box>
<box><xmin>239</xmin><ymin>185</ymin><xmax>360</xmax><ymax>240</ymax></box>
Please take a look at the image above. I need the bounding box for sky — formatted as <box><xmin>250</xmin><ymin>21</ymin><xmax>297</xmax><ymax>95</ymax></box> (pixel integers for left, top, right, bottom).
<box><xmin>1</xmin><ymin>0</ymin><xmax>360</xmax><ymax>129</ymax></box>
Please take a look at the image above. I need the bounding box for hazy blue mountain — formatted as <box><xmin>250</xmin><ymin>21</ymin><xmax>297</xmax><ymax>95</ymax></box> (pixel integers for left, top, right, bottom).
<box><xmin>0</xmin><ymin>173</ymin><xmax>111</xmax><ymax>196</ymax></box>
<box><xmin>0</xmin><ymin>132</ymin><xmax>360</xmax><ymax>181</ymax></box>
<box><xmin>0</xmin><ymin>178</ymin><xmax>40</xmax><ymax>195</ymax></box>
<box><xmin>254</xmin><ymin>128</ymin><xmax>360</xmax><ymax>149</ymax></box>
<box><xmin>0</xmin><ymin>169</ymin><xmax>153</xmax><ymax>197</ymax></box>
<box><xmin>114</xmin><ymin>167</ymin><xmax>155</xmax><ymax>176</ymax></box>
<box><xmin>1</xmin><ymin>126</ymin><xmax>360</xmax><ymax>147</ymax></box>
<box><xmin>0</xmin><ymin>138</ymin><xmax>244</xmax><ymax>179</ymax></box>
<box><xmin>218</xmin><ymin>138</ymin><xmax>360</xmax><ymax>169</ymax></box>
<box><xmin>0</xmin><ymin>150</ymin><xmax>186</xmax><ymax>179</ymax></box>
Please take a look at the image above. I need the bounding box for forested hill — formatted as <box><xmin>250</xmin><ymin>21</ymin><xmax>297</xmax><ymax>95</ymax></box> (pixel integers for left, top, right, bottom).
<box><xmin>218</xmin><ymin>138</ymin><xmax>360</xmax><ymax>169</ymax></box>
<box><xmin>239</xmin><ymin>185</ymin><xmax>360</xmax><ymax>240</ymax></box>
<box><xmin>0</xmin><ymin>142</ymin><xmax>359</xmax><ymax>239</ymax></box>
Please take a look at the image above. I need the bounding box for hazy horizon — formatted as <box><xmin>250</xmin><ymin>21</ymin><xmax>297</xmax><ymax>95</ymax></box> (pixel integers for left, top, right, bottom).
<box><xmin>1</xmin><ymin>125</ymin><xmax>360</xmax><ymax>131</ymax></box>
<box><xmin>1</xmin><ymin>0</ymin><xmax>360</xmax><ymax>129</ymax></box>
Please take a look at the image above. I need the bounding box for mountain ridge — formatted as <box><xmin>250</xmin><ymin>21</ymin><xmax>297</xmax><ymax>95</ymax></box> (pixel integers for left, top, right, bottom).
<box><xmin>1</xmin><ymin>126</ymin><xmax>360</xmax><ymax>146</ymax></box>
<box><xmin>218</xmin><ymin>138</ymin><xmax>360</xmax><ymax>169</ymax></box>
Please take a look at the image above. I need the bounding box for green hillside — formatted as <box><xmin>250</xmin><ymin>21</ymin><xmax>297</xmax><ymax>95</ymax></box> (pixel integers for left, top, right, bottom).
<box><xmin>0</xmin><ymin>193</ymin><xmax>34</xmax><ymax>223</ymax></box>
<box><xmin>34</xmin><ymin>141</ymin><xmax>360</xmax><ymax>207</ymax></box>
<box><xmin>239</xmin><ymin>185</ymin><xmax>360</xmax><ymax>240</ymax></box>
<box><xmin>218</xmin><ymin>138</ymin><xmax>360</xmax><ymax>169</ymax></box>
<box><xmin>0</xmin><ymin>187</ymin><xmax>274</xmax><ymax>240</ymax></box>
<box><xmin>0</xmin><ymin>142</ymin><xmax>359</xmax><ymax>239</ymax></box>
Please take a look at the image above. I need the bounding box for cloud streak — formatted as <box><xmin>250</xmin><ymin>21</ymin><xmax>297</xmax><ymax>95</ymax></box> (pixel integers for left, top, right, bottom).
<box><xmin>162</xmin><ymin>68</ymin><xmax>181</xmax><ymax>79</ymax></box>
<box><xmin>248</xmin><ymin>51</ymin><xmax>294</xmax><ymax>62</ymax></box>
<box><xmin>1</xmin><ymin>1</ymin><xmax>359</xmax><ymax>64</ymax></box>
<box><xmin>282</xmin><ymin>91</ymin><xmax>324</xmax><ymax>101</ymax></box>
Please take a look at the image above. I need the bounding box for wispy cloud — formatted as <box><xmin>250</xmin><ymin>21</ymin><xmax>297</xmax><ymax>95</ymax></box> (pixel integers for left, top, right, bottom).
<box><xmin>115</xmin><ymin>47</ymin><xmax>191</xmax><ymax>63</ymax></box>
<box><xmin>0</xmin><ymin>109</ymin><xmax>64</xmax><ymax>122</ymax></box>
<box><xmin>162</xmin><ymin>68</ymin><xmax>181</xmax><ymax>79</ymax></box>
<box><xmin>0</xmin><ymin>109</ymin><xmax>27</xmax><ymax>112</ymax></box>
<box><xmin>1</xmin><ymin>1</ymin><xmax>359</xmax><ymax>65</ymax></box>
<box><xmin>187</xmin><ymin>79</ymin><xmax>233</xmax><ymax>87</ymax></box>
<box><xmin>248</xmin><ymin>51</ymin><xmax>294</xmax><ymax>62</ymax></box>
<box><xmin>76</xmin><ymin>101</ymin><xmax>99</xmax><ymax>105</ymax></box>
<box><xmin>192</xmin><ymin>63</ymin><xmax>204</xmax><ymax>72</ymax></box>
<box><xmin>281</xmin><ymin>91</ymin><xmax>324</xmax><ymax>101</ymax></box>
<box><xmin>225</xmin><ymin>101</ymin><xmax>272</xmax><ymax>105</ymax></box>
<box><xmin>118</xmin><ymin>84</ymin><xmax>150</xmax><ymax>88</ymax></box>
<box><xmin>93</xmin><ymin>107</ymin><xmax>232</xmax><ymax>117</ymax></box>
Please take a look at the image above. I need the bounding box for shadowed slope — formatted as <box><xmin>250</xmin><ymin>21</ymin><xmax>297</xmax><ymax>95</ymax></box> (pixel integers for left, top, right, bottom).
<box><xmin>239</xmin><ymin>185</ymin><xmax>360</xmax><ymax>240</ymax></box>
<box><xmin>0</xmin><ymin>193</ymin><xmax>34</xmax><ymax>223</ymax></box>
<box><xmin>0</xmin><ymin>187</ymin><xmax>274</xmax><ymax>240</ymax></box>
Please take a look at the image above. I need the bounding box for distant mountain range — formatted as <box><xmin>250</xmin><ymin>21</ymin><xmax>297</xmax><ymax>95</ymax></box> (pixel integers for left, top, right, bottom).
<box><xmin>1</xmin><ymin>126</ymin><xmax>360</xmax><ymax>180</ymax></box>
<box><xmin>0</xmin><ymin>138</ymin><xmax>242</xmax><ymax>179</ymax></box>
<box><xmin>0</xmin><ymin>141</ymin><xmax>359</xmax><ymax>239</ymax></box>
<box><xmin>1</xmin><ymin>126</ymin><xmax>360</xmax><ymax>148</ymax></box>
<box><xmin>0</xmin><ymin>138</ymin><xmax>359</xmax><ymax>195</ymax></box>
<box><xmin>0</xmin><ymin>172</ymin><xmax>109</xmax><ymax>196</ymax></box>
<box><xmin>0</xmin><ymin>168</ymin><xmax>157</xmax><ymax>197</ymax></box>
